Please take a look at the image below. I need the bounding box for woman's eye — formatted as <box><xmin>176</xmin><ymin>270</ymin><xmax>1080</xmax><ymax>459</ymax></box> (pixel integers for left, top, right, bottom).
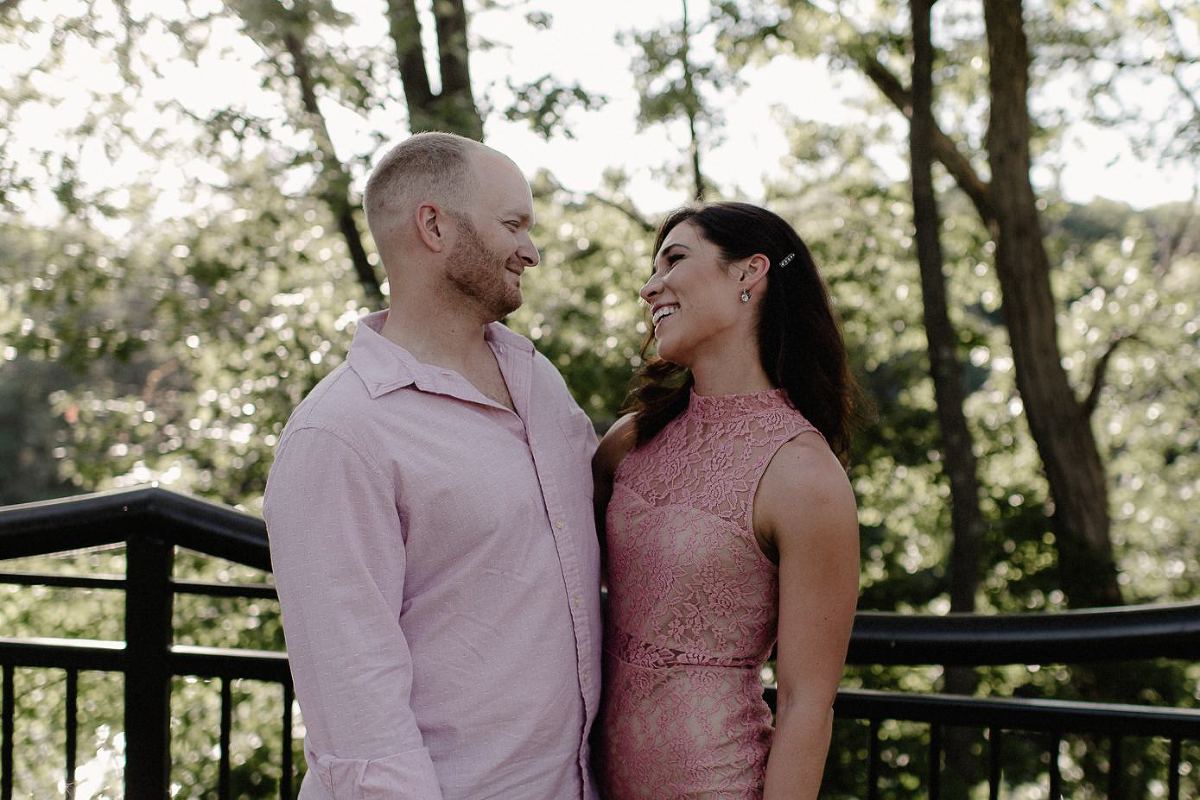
<box><xmin>666</xmin><ymin>253</ymin><xmax>684</xmax><ymax>266</ymax></box>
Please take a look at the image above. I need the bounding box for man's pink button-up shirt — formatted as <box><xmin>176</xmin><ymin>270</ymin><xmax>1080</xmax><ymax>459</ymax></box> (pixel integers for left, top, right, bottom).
<box><xmin>263</xmin><ymin>311</ymin><xmax>602</xmax><ymax>799</ymax></box>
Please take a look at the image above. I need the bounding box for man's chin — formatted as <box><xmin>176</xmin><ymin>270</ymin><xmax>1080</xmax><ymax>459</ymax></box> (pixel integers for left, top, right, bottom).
<box><xmin>491</xmin><ymin>292</ymin><xmax>522</xmax><ymax>320</ymax></box>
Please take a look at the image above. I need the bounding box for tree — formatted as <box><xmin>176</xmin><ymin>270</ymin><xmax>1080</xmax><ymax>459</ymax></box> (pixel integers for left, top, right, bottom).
<box><xmin>751</xmin><ymin>0</ymin><xmax>1198</xmax><ymax>607</ymax></box>
<box><xmin>623</xmin><ymin>0</ymin><xmax>732</xmax><ymax>201</ymax></box>
<box><xmin>2</xmin><ymin>4</ymin><xmax>1199</xmax><ymax>794</ymax></box>
<box><xmin>222</xmin><ymin>0</ymin><xmax>492</xmax><ymax>303</ymax></box>
<box><xmin>982</xmin><ymin>0</ymin><xmax>1121</xmax><ymax>606</ymax></box>
<box><xmin>386</xmin><ymin>0</ymin><xmax>483</xmax><ymax>139</ymax></box>
<box><xmin>229</xmin><ymin>0</ymin><xmax>384</xmax><ymax>302</ymax></box>
<box><xmin>909</xmin><ymin>5</ymin><xmax>985</xmax><ymax>790</ymax></box>
<box><xmin>909</xmin><ymin>0</ymin><xmax>984</xmax><ymax>623</ymax></box>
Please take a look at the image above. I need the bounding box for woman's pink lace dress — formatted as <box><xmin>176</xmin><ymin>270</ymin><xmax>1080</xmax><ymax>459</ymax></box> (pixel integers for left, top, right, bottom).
<box><xmin>599</xmin><ymin>388</ymin><xmax>819</xmax><ymax>799</ymax></box>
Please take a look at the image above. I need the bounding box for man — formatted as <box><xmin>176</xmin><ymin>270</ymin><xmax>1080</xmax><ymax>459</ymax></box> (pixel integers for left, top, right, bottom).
<box><xmin>263</xmin><ymin>132</ymin><xmax>601</xmax><ymax>799</ymax></box>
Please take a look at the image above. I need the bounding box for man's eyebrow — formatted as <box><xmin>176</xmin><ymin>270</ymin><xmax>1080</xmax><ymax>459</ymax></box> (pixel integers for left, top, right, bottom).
<box><xmin>502</xmin><ymin>210</ymin><xmax>534</xmax><ymax>226</ymax></box>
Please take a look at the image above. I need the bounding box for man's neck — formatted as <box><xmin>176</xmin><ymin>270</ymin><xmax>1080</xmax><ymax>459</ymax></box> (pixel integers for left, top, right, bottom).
<box><xmin>378</xmin><ymin>293</ymin><xmax>494</xmax><ymax>373</ymax></box>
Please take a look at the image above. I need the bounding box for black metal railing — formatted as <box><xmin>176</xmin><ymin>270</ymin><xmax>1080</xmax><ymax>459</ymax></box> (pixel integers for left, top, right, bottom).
<box><xmin>0</xmin><ymin>486</ymin><xmax>283</xmax><ymax>800</ymax></box>
<box><xmin>1</xmin><ymin>486</ymin><xmax>1198</xmax><ymax>799</ymax></box>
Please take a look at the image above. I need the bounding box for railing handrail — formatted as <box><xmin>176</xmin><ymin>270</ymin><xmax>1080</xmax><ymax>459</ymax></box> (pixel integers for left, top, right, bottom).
<box><xmin>849</xmin><ymin>600</ymin><xmax>1200</xmax><ymax>664</ymax></box>
<box><xmin>833</xmin><ymin>688</ymin><xmax>1200</xmax><ymax>738</ymax></box>
<box><xmin>0</xmin><ymin>485</ymin><xmax>269</xmax><ymax>570</ymax></box>
<box><xmin>3</xmin><ymin>633</ymin><xmax>1198</xmax><ymax>740</ymax></box>
<box><xmin>2</xmin><ymin>486</ymin><xmax>1199</xmax><ymax>666</ymax></box>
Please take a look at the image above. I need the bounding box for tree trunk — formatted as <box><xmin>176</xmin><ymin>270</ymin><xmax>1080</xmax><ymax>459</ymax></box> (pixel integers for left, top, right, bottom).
<box><xmin>386</xmin><ymin>0</ymin><xmax>484</xmax><ymax>139</ymax></box>
<box><xmin>982</xmin><ymin>0</ymin><xmax>1122</xmax><ymax>607</ymax></box>
<box><xmin>282</xmin><ymin>31</ymin><xmax>383</xmax><ymax>303</ymax></box>
<box><xmin>680</xmin><ymin>0</ymin><xmax>705</xmax><ymax>200</ymax></box>
<box><xmin>910</xmin><ymin>0</ymin><xmax>984</xmax><ymax>619</ymax></box>
<box><xmin>855</xmin><ymin>50</ymin><xmax>995</xmax><ymax>224</ymax></box>
<box><xmin>836</xmin><ymin>3</ymin><xmax>1125</xmax><ymax>609</ymax></box>
<box><xmin>911</xmin><ymin>2</ymin><xmax>985</xmax><ymax>793</ymax></box>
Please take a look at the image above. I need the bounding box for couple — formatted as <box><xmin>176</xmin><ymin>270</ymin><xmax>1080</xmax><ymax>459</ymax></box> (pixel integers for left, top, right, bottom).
<box><xmin>263</xmin><ymin>133</ymin><xmax>860</xmax><ymax>799</ymax></box>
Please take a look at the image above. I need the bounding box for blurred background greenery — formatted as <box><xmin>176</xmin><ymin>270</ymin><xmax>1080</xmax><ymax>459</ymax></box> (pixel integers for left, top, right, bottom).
<box><xmin>1</xmin><ymin>0</ymin><xmax>1197</xmax><ymax>797</ymax></box>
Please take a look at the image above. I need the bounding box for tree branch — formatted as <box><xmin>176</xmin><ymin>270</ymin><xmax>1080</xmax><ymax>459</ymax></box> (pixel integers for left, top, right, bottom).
<box><xmin>433</xmin><ymin>0</ymin><xmax>472</xmax><ymax>97</ymax></box>
<box><xmin>590</xmin><ymin>193</ymin><xmax>656</xmax><ymax>233</ymax></box>
<box><xmin>680</xmin><ymin>0</ymin><xmax>705</xmax><ymax>201</ymax></box>
<box><xmin>543</xmin><ymin>174</ymin><xmax>655</xmax><ymax>233</ymax></box>
<box><xmin>430</xmin><ymin>0</ymin><xmax>483</xmax><ymax>138</ymax></box>
<box><xmin>385</xmin><ymin>0</ymin><xmax>434</xmax><ymax>119</ymax></box>
<box><xmin>1169</xmin><ymin>68</ymin><xmax>1200</xmax><ymax>129</ymax></box>
<box><xmin>854</xmin><ymin>50</ymin><xmax>996</xmax><ymax>225</ymax></box>
<box><xmin>282</xmin><ymin>30</ymin><xmax>383</xmax><ymax>302</ymax></box>
<box><xmin>1164</xmin><ymin>4</ymin><xmax>1200</xmax><ymax>122</ymax></box>
<box><xmin>1083</xmin><ymin>333</ymin><xmax>1137</xmax><ymax>417</ymax></box>
<box><xmin>1155</xmin><ymin>181</ymin><xmax>1198</xmax><ymax>276</ymax></box>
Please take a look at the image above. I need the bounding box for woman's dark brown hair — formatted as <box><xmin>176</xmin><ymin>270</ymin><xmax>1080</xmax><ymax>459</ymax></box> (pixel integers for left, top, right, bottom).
<box><xmin>624</xmin><ymin>202</ymin><xmax>860</xmax><ymax>464</ymax></box>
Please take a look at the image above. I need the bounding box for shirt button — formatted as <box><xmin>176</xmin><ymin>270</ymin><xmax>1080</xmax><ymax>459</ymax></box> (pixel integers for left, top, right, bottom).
<box><xmin>572</xmin><ymin>594</ymin><xmax>581</xmax><ymax>606</ymax></box>
<box><xmin>554</xmin><ymin>520</ymin><xmax>565</xmax><ymax>530</ymax></box>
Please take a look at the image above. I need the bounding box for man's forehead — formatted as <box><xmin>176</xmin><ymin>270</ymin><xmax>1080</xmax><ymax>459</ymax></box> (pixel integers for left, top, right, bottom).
<box><xmin>473</xmin><ymin>146</ymin><xmax>523</xmax><ymax>178</ymax></box>
<box><xmin>470</xmin><ymin>150</ymin><xmax>532</xmax><ymax>198</ymax></box>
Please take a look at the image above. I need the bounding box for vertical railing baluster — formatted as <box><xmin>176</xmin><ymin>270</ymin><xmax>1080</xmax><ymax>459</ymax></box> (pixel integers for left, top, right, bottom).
<box><xmin>2</xmin><ymin>663</ymin><xmax>13</xmax><ymax>800</ymax></box>
<box><xmin>219</xmin><ymin>677</ymin><xmax>232</xmax><ymax>800</ymax></box>
<box><xmin>988</xmin><ymin>727</ymin><xmax>1002</xmax><ymax>800</ymax></box>
<box><xmin>867</xmin><ymin>718</ymin><xmax>881</xmax><ymax>800</ymax></box>
<box><xmin>1167</xmin><ymin>736</ymin><xmax>1181</xmax><ymax>800</ymax></box>
<box><xmin>281</xmin><ymin>681</ymin><xmax>293</xmax><ymax>800</ymax></box>
<box><xmin>124</xmin><ymin>534</ymin><xmax>174</xmax><ymax>799</ymax></box>
<box><xmin>1108</xmin><ymin>735</ymin><xmax>1122</xmax><ymax>799</ymax></box>
<box><xmin>65</xmin><ymin>668</ymin><xmax>78</xmax><ymax>800</ymax></box>
<box><xmin>928</xmin><ymin>722</ymin><xmax>941</xmax><ymax>800</ymax></box>
<box><xmin>1048</xmin><ymin>733</ymin><xmax>1061</xmax><ymax>800</ymax></box>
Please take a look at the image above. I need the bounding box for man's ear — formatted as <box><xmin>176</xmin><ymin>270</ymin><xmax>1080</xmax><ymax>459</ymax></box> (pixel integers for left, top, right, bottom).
<box><xmin>739</xmin><ymin>254</ymin><xmax>771</xmax><ymax>291</ymax></box>
<box><xmin>415</xmin><ymin>202</ymin><xmax>447</xmax><ymax>253</ymax></box>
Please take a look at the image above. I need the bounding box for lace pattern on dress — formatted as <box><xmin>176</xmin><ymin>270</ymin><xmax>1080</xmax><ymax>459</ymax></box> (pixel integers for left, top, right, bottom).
<box><xmin>600</xmin><ymin>388</ymin><xmax>823</xmax><ymax>798</ymax></box>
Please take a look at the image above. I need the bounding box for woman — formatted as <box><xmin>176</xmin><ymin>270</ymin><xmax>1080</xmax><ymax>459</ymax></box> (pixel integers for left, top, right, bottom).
<box><xmin>594</xmin><ymin>202</ymin><xmax>861</xmax><ymax>799</ymax></box>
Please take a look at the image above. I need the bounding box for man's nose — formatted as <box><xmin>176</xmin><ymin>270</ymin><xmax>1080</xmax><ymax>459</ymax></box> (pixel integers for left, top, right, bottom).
<box><xmin>518</xmin><ymin>234</ymin><xmax>539</xmax><ymax>267</ymax></box>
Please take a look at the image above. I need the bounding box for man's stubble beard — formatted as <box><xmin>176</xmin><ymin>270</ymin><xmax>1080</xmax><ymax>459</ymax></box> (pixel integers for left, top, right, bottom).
<box><xmin>444</xmin><ymin>215</ymin><xmax>521</xmax><ymax>321</ymax></box>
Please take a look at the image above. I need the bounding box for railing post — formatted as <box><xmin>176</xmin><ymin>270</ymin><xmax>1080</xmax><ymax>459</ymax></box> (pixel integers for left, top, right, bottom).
<box><xmin>124</xmin><ymin>534</ymin><xmax>174</xmax><ymax>799</ymax></box>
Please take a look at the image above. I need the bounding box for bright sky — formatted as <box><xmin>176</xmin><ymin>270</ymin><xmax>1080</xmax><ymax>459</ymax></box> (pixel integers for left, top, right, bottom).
<box><xmin>467</xmin><ymin>0</ymin><xmax>1199</xmax><ymax>213</ymax></box>
<box><xmin>2</xmin><ymin>0</ymin><xmax>1196</xmax><ymax>230</ymax></box>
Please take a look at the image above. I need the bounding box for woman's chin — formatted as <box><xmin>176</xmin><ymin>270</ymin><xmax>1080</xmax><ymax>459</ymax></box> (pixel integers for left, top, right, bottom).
<box><xmin>653</xmin><ymin>339</ymin><xmax>690</xmax><ymax>367</ymax></box>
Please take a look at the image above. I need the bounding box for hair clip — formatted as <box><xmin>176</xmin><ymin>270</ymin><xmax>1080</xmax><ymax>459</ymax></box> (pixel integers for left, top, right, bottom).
<box><xmin>778</xmin><ymin>252</ymin><xmax>795</xmax><ymax>268</ymax></box>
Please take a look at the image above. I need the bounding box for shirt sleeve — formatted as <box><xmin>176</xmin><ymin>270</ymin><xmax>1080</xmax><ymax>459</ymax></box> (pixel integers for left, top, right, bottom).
<box><xmin>264</xmin><ymin>426</ymin><xmax>444</xmax><ymax>799</ymax></box>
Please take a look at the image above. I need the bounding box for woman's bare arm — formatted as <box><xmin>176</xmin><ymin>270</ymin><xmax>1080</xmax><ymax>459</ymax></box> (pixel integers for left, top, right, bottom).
<box><xmin>755</xmin><ymin>435</ymin><xmax>860</xmax><ymax>799</ymax></box>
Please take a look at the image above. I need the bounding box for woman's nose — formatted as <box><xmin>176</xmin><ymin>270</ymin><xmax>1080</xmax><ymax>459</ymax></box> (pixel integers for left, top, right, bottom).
<box><xmin>639</xmin><ymin>274</ymin><xmax>661</xmax><ymax>304</ymax></box>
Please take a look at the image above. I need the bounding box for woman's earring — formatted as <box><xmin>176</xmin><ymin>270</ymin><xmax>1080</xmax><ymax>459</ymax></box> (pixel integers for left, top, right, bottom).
<box><xmin>740</xmin><ymin>288</ymin><xmax>751</xmax><ymax>303</ymax></box>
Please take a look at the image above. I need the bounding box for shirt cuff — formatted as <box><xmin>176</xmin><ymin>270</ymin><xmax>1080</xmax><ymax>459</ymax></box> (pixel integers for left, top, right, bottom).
<box><xmin>313</xmin><ymin>747</ymin><xmax>444</xmax><ymax>800</ymax></box>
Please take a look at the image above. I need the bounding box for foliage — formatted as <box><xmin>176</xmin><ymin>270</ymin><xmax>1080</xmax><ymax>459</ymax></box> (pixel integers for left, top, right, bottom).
<box><xmin>0</xmin><ymin>0</ymin><xmax>1197</xmax><ymax>796</ymax></box>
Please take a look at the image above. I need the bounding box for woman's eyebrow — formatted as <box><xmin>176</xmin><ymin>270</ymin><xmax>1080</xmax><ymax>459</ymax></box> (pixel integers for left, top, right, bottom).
<box><xmin>655</xmin><ymin>242</ymin><xmax>690</xmax><ymax>260</ymax></box>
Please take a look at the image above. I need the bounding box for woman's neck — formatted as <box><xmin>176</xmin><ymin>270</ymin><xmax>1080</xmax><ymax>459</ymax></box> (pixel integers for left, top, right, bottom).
<box><xmin>688</xmin><ymin>345</ymin><xmax>775</xmax><ymax>397</ymax></box>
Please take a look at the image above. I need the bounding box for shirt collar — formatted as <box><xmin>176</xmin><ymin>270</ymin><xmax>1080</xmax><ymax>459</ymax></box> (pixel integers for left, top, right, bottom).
<box><xmin>347</xmin><ymin>310</ymin><xmax>533</xmax><ymax>400</ymax></box>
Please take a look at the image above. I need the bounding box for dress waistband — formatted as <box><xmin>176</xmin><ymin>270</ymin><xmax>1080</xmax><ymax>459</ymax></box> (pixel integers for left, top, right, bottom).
<box><xmin>605</xmin><ymin>628</ymin><xmax>760</xmax><ymax>670</ymax></box>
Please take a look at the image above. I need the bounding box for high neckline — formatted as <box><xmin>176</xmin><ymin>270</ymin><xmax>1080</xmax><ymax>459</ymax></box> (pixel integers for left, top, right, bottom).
<box><xmin>687</xmin><ymin>387</ymin><xmax>790</xmax><ymax>421</ymax></box>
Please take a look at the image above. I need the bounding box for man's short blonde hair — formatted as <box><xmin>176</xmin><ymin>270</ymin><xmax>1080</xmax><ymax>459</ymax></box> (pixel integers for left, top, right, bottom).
<box><xmin>363</xmin><ymin>132</ymin><xmax>479</xmax><ymax>241</ymax></box>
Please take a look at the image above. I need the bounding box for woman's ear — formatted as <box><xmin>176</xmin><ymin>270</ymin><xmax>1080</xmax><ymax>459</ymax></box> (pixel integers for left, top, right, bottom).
<box><xmin>739</xmin><ymin>254</ymin><xmax>771</xmax><ymax>291</ymax></box>
<box><xmin>415</xmin><ymin>202</ymin><xmax>447</xmax><ymax>253</ymax></box>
